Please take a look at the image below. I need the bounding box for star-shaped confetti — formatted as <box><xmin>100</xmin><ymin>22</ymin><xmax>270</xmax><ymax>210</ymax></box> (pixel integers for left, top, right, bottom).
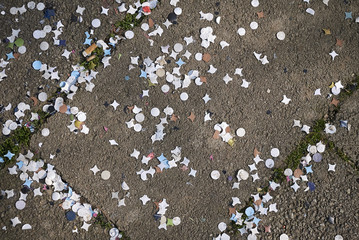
<box><xmin>76</xmin><ymin>6</ymin><xmax>85</xmax><ymax>15</ymax></box>
<box><xmin>140</xmin><ymin>195</ymin><xmax>151</xmax><ymax>205</ymax></box>
<box><xmin>5</xmin><ymin>150</ymin><xmax>15</xmax><ymax>159</ymax></box>
<box><xmin>23</xmin><ymin>178</ymin><xmax>33</xmax><ymax>188</ymax></box>
<box><xmin>81</xmin><ymin>222</ymin><xmax>91</xmax><ymax>231</ymax></box>
<box><xmin>345</xmin><ymin>12</ymin><xmax>352</xmax><ymax>19</ymax></box>
<box><xmin>328</xmin><ymin>164</ymin><xmax>336</xmax><ymax>172</ymax></box>
<box><xmin>281</xmin><ymin>95</ymin><xmax>291</xmax><ymax>104</ymax></box>
<box><xmin>175</xmin><ymin>58</ymin><xmax>185</xmax><ymax>67</ymax></box>
<box><xmin>329</xmin><ymin>50</ymin><xmax>338</xmax><ymax>60</ymax></box>
<box><xmin>189</xmin><ymin>168</ymin><xmax>197</xmax><ymax>177</ymax></box>
<box><xmin>187</xmin><ymin>112</ymin><xmax>196</xmax><ymax>122</ymax></box>
<box><xmin>110</xmin><ymin>100</ymin><xmax>119</xmax><ymax>110</ymax></box>
<box><xmin>90</xmin><ymin>165</ymin><xmax>100</xmax><ymax>175</ymax></box>
<box><xmin>101</xmin><ymin>7</ymin><xmax>109</xmax><ymax>15</ymax></box>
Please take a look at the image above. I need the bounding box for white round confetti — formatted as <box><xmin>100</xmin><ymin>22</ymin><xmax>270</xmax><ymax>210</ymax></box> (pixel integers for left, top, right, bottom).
<box><xmin>70</xmin><ymin>107</ymin><xmax>79</xmax><ymax>115</ymax></box>
<box><xmin>92</xmin><ymin>18</ymin><xmax>101</xmax><ymax>28</ymax></box>
<box><xmin>211</xmin><ymin>170</ymin><xmax>220</xmax><ymax>180</ymax></box>
<box><xmin>33</xmin><ymin>30</ymin><xmax>46</xmax><ymax>39</ymax></box>
<box><xmin>101</xmin><ymin>170</ymin><xmax>111</xmax><ymax>180</ymax></box>
<box><xmin>280</xmin><ymin>234</ymin><xmax>289</xmax><ymax>240</ymax></box>
<box><xmin>161</xmin><ymin>84</ymin><xmax>170</xmax><ymax>93</ymax></box>
<box><xmin>9</xmin><ymin>122</ymin><xmax>18</xmax><ymax>130</ymax></box>
<box><xmin>141</xmin><ymin>23</ymin><xmax>149</xmax><ymax>31</ymax></box>
<box><xmin>271</xmin><ymin>148</ymin><xmax>280</xmax><ymax>157</ymax></box>
<box><xmin>1</xmin><ymin>11</ymin><xmax>5</xmax><ymax>15</ymax></box>
<box><xmin>10</xmin><ymin>7</ymin><xmax>18</xmax><ymax>15</ymax></box>
<box><xmin>38</xmin><ymin>170</ymin><xmax>46</xmax><ymax>179</ymax></box>
<box><xmin>40</xmin><ymin>41</ymin><xmax>49</xmax><ymax>51</ymax></box>
<box><xmin>195</xmin><ymin>77</ymin><xmax>203</xmax><ymax>86</ymax></box>
<box><xmin>237</xmin><ymin>28</ymin><xmax>246</xmax><ymax>36</ymax></box>
<box><xmin>135</xmin><ymin>113</ymin><xmax>145</xmax><ymax>122</ymax></box>
<box><xmin>195</xmin><ymin>53</ymin><xmax>203</xmax><ymax>61</ymax></box>
<box><xmin>174</xmin><ymin>43</ymin><xmax>183</xmax><ymax>53</ymax></box>
<box><xmin>309</xmin><ymin>145</ymin><xmax>317</xmax><ymax>154</ymax></box>
<box><xmin>284</xmin><ymin>168</ymin><xmax>293</xmax><ymax>176</ymax></box>
<box><xmin>151</xmin><ymin>108</ymin><xmax>160</xmax><ymax>117</ymax></box>
<box><xmin>77</xmin><ymin>112</ymin><xmax>86</xmax><ymax>122</ymax></box>
<box><xmin>18</xmin><ymin>46</ymin><xmax>27</xmax><ymax>54</ymax></box>
<box><xmin>62</xmin><ymin>200</ymin><xmax>71</xmax><ymax>210</ymax></box>
<box><xmin>41</xmin><ymin>128</ymin><xmax>50</xmax><ymax>137</ymax></box>
<box><xmin>134</xmin><ymin>124</ymin><xmax>142</xmax><ymax>132</ymax></box>
<box><xmin>125</xmin><ymin>30</ymin><xmax>134</xmax><ymax>39</ymax></box>
<box><xmin>277</xmin><ymin>31</ymin><xmax>286</xmax><ymax>40</ymax></box>
<box><xmin>317</xmin><ymin>143</ymin><xmax>325</xmax><ymax>153</ymax></box>
<box><xmin>27</xmin><ymin>1</ymin><xmax>36</xmax><ymax>9</ymax></box>
<box><xmin>2</xmin><ymin>127</ymin><xmax>11</xmax><ymax>135</ymax></box>
<box><xmin>43</xmin><ymin>25</ymin><xmax>52</xmax><ymax>33</ymax></box>
<box><xmin>265</xmin><ymin>158</ymin><xmax>275</xmax><ymax>168</ymax></box>
<box><xmin>335</xmin><ymin>235</ymin><xmax>343</xmax><ymax>240</ymax></box>
<box><xmin>174</xmin><ymin>7</ymin><xmax>182</xmax><ymax>16</ymax></box>
<box><xmin>251</xmin><ymin>0</ymin><xmax>259</xmax><ymax>7</ymax></box>
<box><xmin>180</xmin><ymin>92</ymin><xmax>188</xmax><ymax>101</ymax></box>
<box><xmin>156</xmin><ymin>68</ymin><xmax>165</xmax><ymax>77</ymax></box>
<box><xmin>173</xmin><ymin>217</ymin><xmax>181</xmax><ymax>225</ymax></box>
<box><xmin>331</xmin><ymin>86</ymin><xmax>341</xmax><ymax>95</ymax></box>
<box><xmin>16</xmin><ymin>200</ymin><xmax>26</xmax><ymax>210</ymax></box>
<box><xmin>250</xmin><ymin>21</ymin><xmax>258</xmax><ymax>30</ymax></box>
<box><xmin>218</xmin><ymin>222</ymin><xmax>227</xmax><ymax>232</ymax></box>
<box><xmin>237</xmin><ymin>169</ymin><xmax>249</xmax><ymax>181</ymax></box>
<box><xmin>236</xmin><ymin>128</ymin><xmax>246</xmax><ymax>137</ymax></box>
<box><xmin>38</xmin><ymin>92</ymin><xmax>47</xmax><ymax>102</ymax></box>
<box><xmin>20</xmin><ymin>173</ymin><xmax>28</xmax><ymax>181</ymax></box>
<box><xmin>37</xmin><ymin>3</ymin><xmax>45</xmax><ymax>11</ymax></box>
<box><xmin>52</xmin><ymin>192</ymin><xmax>60</xmax><ymax>201</ymax></box>
<box><xmin>166</xmin><ymin>74</ymin><xmax>174</xmax><ymax>83</ymax></box>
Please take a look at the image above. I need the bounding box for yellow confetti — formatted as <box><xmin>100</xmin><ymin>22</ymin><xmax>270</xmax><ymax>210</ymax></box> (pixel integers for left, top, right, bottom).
<box><xmin>329</xmin><ymin>82</ymin><xmax>335</xmax><ymax>88</ymax></box>
<box><xmin>322</xmin><ymin>28</ymin><xmax>331</xmax><ymax>35</ymax></box>
<box><xmin>148</xmin><ymin>79</ymin><xmax>157</xmax><ymax>87</ymax></box>
<box><xmin>228</xmin><ymin>138</ymin><xmax>235</xmax><ymax>147</ymax></box>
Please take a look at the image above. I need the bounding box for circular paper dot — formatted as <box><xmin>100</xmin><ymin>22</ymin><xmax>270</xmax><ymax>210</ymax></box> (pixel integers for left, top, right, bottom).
<box><xmin>41</xmin><ymin>128</ymin><xmax>50</xmax><ymax>137</ymax></box>
<box><xmin>277</xmin><ymin>31</ymin><xmax>285</xmax><ymax>40</ymax></box>
<box><xmin>237</xmin><ymin>169</ymin><xmax>249</xmax><ymax>180</ymax></box>
<box><xmin>59</xmin><ymin>104</ymin><xmax>67</xmax><ymax>113</ymax></box>
<box><xmin>172</xmin><ymin>217</ymin><xmax>181</xmax><ymax>225</ymax></box>
<box><xmin>293</xmin><ymin>169</ymin><xmax>303</xmax><ymax>178</ymax></box>
<box><xmin>284</xmin><ymin>168</ymin><xmax>293</xmax><ymax>176</ymax></box>
<box><xmin>91</xmin><ymin>18</ymin><xmax>101</xmax><ymax>28</ymax></box>
<box><xmin>174</xmin><ymin>43</ymin><xmax>183</xmax><ymax>53</ymax></box>
<box><xmin>109</xmin><ymin>228</ymin><xmax>119</xmax><ymax>237</ymax></box>
<box><xmin>195</xmin><ymin>53</ymin><xmax>203</xmax><ymax>61</ymax></box>
<box><xmin>1</xmin><ymin>11</ymin><xmax>5</xmax><ymax>15</ymax></box>
<box><xmin>32</xmin><ymin>60</ymin><xmax>42</xmax><ymax>70</ymax></box>
<box><xmin>174</xmin><ymin>7</ymin><xmax>182</xmax><ymax>16</ymax></box>
<box><xmin>125</xmin><ymin>30</ymin><xmax>134</xmax><ymax>39</ymax></box>
<box><xmin>66</xmin><ymin>211</ymin><xmax>76</xmax><ymax>221</ymax></box>
<box><xmin>135</xmin><ymin>113</ymin><xmax>145</xmax><ymax>122</ymax></box>
<box><xmin>27</xmin><ymin>1</ymin><xmax>36</xmax><ymax>9</ymax></box>
<box><xmin>280</xmin><ymin>234</ymin><xmax>289</xmax><ymax>240</ymax></box>
<box><xmin>237</xmin><ymin>28</ymin><xmax>246</xmax><ymax>36</ymax></box>
<box><xmin>161</xmin><ymin>84</ymin><xmax>170</xmax><ymax>93</ymax></box>
<box><xmin>251</xmin><ymin>0</ymin><xmax>259</xmax><ymax>7</ymax></box>
<box><xmin>40</xmin><ymin>41</ymin><xmax>49</xmax><ymax>51</ymax></box>
<box><xmin>236</xmin><ymin>128</ymin><xmax>246</xmax><ymax>137</ymax></box>
<box><xmin>2</xmin><ymin>127</ymin><xmax>10</xmax><ymax>135</ymax></box>
<box><xmin>309</xmin><ymin>145</ymin><xmax>317</xmax><ymax>154</ymax></box>
<box><xmin>245</xmin><ymin>207</ymin><xmax>255</xmax><ymax>216</ymax></box>
<box><xmin>16</xmin><ymin>200</ymin><xmax>26</xmax><ymax>210</ymax></box>
<box><xmin>335</xmin><ymin>235</ymin><xmax>343</xmax><ymax>240</ymax></box>
<box><xmin>180</xmin><ymin>92</ymin><xmax>188</xmax><ymax>101</ymax></box>
<box><xmin>265</xmin><ymin>158</ymin><xmax>275</xmax><ymax>168</ymax></box>
<box><xmin>313</xmin><ymin>153</ymin><xmax>322</xmax><ymax>162</ymax></box>
<box><xmin>141</xmin><ymin>23</ymin><xmax>149</xmax><ymax>31</ymax></box>
<box><xmin>271</xmin><ymin>148</ymin><xmax>280</xmax><ymax>157</ymax></box>
<box><xmin>33</xmin><ymin>30</ymin><xmax>45</xmax><ymax>39</ymax></box>
<box><xmin>38</xmin><ymin>92</ymin><xmax>47</xmax><ymax>102</ymax></box>
<box><xmin>37</xmin><ymin>3</ymin><xmax>45</xmax><ymax>11</ymax></box>
<box><xmin>317</xmin><ymin>143</ymin><xmax>325</xmax><ymax>153</ymax></box>
<box><xmin>101</xmin><ymin>171</ymin><xmax>111</xmax><ymax>180</ymax></box>
<box><xmin>156</xmin><ymin>68</ymin><xmax>165</xmax><ymax>77</ymax></box>
<box><xmin>211</xmin><ymin>170</ymin><xmax>220</xmax><ymax>180</ymax></box>
<box><xmin>331</xmin><ymin>86</ymin><xmax>340</xmax><ymax>95</ymax></box>
<box><xmin>9</xmin><ymin>122</ymin><xmax>18</xmax><ymax>130</ymax></box>
<box><xmin>10</xmin><ymin>7</ymin><xmax>18</xmax><ymax>15</ymax></box>
<box><xmin>195</xmin><ymin>77</ymin><xmax>203</xmax><ymax>86</ymax></box>
<box><xmin>134</xmin><ymin>124</ymin><xmax>142</xmax><ymax>132</ymax></box>
<box><xmin>70</xmin><ymin>107</ymin><xmax>79</xmax><ymax>115</ymax></box>
<box><xmin>52</xmin><ymin>192</ymin><xmax>60</xmax><ymax>201</ymax></box>
<box><xmin>151</xmin><ymin>108</ymin><xmax>160</xmax><ymax>117</ymax></box>
<box><xmin>18</xmin><ymin>46</ymin><xmax>26</xmax><ymax>54</ymax></box>
<box><xmin>250</xmin><ymin>21</ymin><xmax>258</xmax><ymax>30</ymax></box>
<box><xmin>218</xmin><ymin>222</ymin><xmax>227</xmax><ymax>232</ymax></box>
<box><xmin>77</xmin><ymin>112</ymin><xmax>86</xmax><ymax>122</ymax></box>
<box><xmin>43</xmin><ymin>25</ymin><xmax>52</xmax><ymax>33</ymax></box>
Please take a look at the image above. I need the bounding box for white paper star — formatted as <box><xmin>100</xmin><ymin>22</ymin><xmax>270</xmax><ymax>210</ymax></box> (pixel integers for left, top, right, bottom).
<box><xmin>258</xmin><ymin>205</ymin><xmax>268</xmax><ymax>215</ymax></box>
<box><xmin>291</xmin><ymin>182</ymin><xmax>300</xmax><ymax>192</ymax></box>
<box><xmin>314</xmin><ymin>88</ymin><xmax>321</xmax><ymax>95</ymax></box>
<box><xmin>130</xmin><ymin>149</ymin><xmax>140</xmax><ymax>159</ymax></box>
<box><xmin>329</xmin><ymin>50</ymin><xmax>338</xmax><ymax>60</ymax></box>
<box><xmin>109</xmin><ymin>140</ymin><xmax>118</xmax><ymax>146</ymax></box>
<box><xmin>118</xmin><ymin>198</ymin><xmax>126</xmax><ymax>207</ymax></box>
<box><xmin>251</xmin><ymin>173</ymin><xmax>260</xmax><ymax>182</ymax></box>
<box><xmin>253</xmin><ymin>155</ymin><xmax>263</xmax><ymax>164</ymax></box>
<box><xmin>301</xmin><ymin>125</ymin><xmax>310</xmax><ymax>134</ymax></box>
<box><xmin>220</xmin><ymin>41</ymin><xmax>229</xmax><ymax>49</ymax></box>
<box><xmin>328</xmin><ymin>163</ymin><xmax>336</xmax><ymax>172</ymax></box>
<box><xmin>293</xmin><ymin>119</ymin><xmax>302</xmax><ymax>128</ymax></box>
<box><xmin>161</xmin><ymin>45</ymin><xmax>170</xmax><ymax>54</ymax></box>
<box><xmin>269</xmin><ymin>203</ymin><xmax>278</xmax><ymax>212</ymax></box>
<box><xmin>61</xmin><ymin>49</ymin><xmax>71</xmax><ymax>59</ymax></box>
<box><xmin>204</xmin><ymin>111</ymin><xmax>212</xmax><ymax>122</ymax></box>
<box><xmin>111</xmin><ymin>191</ymin><xmax>119</xmax><ymax>199</ymax></box>
<box><xmin>262</xmin><ymin>193</ymin><xmax>273</xmax><ymax>203</ymax></box>
<box><xmin>241</xmin><ymin>79</ymin><xmax>250</xmax><ymax>88</ymax></box>
<box><xmin>223</xmin><ymin>74</ymin><xmax>232</xmax><ymax>84</ymax></box>
<box><xmin>281</xmin><ymin>95</ymin><xmax>291</xmax><ymax>104</ymax></box>
<box><xmin>184</xmin><ymin>36</ymin><xmax>193</xmax><ymax>45</ymax></box>
<box><xmin>110</xmin><ymin>100</ymin><xmax>119</xmax><ymax>110</ymax></box>
<box><xmin>189</xmin><ymin>168</ymin><xmax>197</xmax><ymax>177</ymax></box>
<box><xmin>234</xmin><ymin>68</ymin><xmax>243</xmax><ymax>76</ymax></box>
<box><xmin>19</xmin><ymin>192</ymin><xmax>27</xmax><ymax>201</ymax></box>
<box><xmin>232</xmin><ymin>197</ymin><xmax>241</xmax><ymax>206</ymax></box>
<box><xmin>76</xmin><ymin>6</ymin><xmax>85</xmax><ymax>15</ymax></box>
<box><xmin>140</xmin><ymin>195</ymin><xmax>151</xmax><ymax>205</ymax></box>
<box><xmin>202</xmin><ymin>94</ymin><xmax>211</xmax><ymax>103</ymax></box>
<box><xmin>170</xmin><ymin>50</ymin><xmax>178</xmax><ymax>59</ymax></box>
<box><xmin>8</xmin><ymin>166</ymin><xmax>17</xmax><ymax>175</ymax></box>
<box><xmin>301</xmin><ymin>175</ymin><xmax>308</xmax><ymax>181</ymax></box>
<box><xmin>163</xmin><ymin>19</ymin><xmax>172</xmax><ymax>29</ymax></box>
<box><xmin>90</xmin><ymin>165</ymin><xmax>100</xmax><ymax>175</ymax></box>
<box><xmin>251</xmin><ymin>193</ymin><xmax>260</xmax><ymax>202</ymax></box>
<box><xmin>33</xmin><ymin>187</ymin><xmax>42</xmax><ymax>197</ymax></box>
<box><xmin>270</xmin><ymin>181</ymin><xmax>280</xmax><ymax>190</ymax></box>
<box><xmin>11</xmin><ymin>217</ymin><xmax>21</xmax><ymax>227</ymax></box>
<box><xmin>208</xmin><ymin>65</ymin><xmax>217</xmax><ymax>74</ymax></box>
<box><xmin>81</xmin><ymin>222</ymin><xmax>91</xmax><ymax>231</ymax></box>
<box><xmin>323</xmin><ymin>0</ymin><xmax>329</xmax><ymax>6</ymax></box>
<box><xmin>182</xmin><ymin>50</ymin><xmax>192</xmax><ymax>59</ymax></box>
<box><xmin>142</xmin><ymin>90</ymin><xmax>149</xmax><ymax>97</ymax></box>
<box><xmin>101</xmin><ymin>7</ymin><xmax>109</xmax><ymax>15</ymax></box>
<box><xmin>232</xmin><ymin>182</ymin><xmax>240</xmax><ymax>189</ymax></box>
<box><xmin>180</xmin><ymin>157</ymin><xmax>190</xmax><ymax>166</ymax></box>
<box><xmin>248</xmin><ymin>164</ymin><xmax>257</xmax><ymax>172</ymax></box>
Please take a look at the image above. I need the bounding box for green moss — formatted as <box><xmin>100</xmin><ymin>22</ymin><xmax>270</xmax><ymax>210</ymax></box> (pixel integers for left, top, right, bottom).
<box><xmin>114</xmin><ymin>13</ymin><xmax>145</xmax><ymax>31</ymax></box>
<box><xmin>94</xmin><ymin>213</ymin><xmax>113</xmax><ymax>230</ymax></box>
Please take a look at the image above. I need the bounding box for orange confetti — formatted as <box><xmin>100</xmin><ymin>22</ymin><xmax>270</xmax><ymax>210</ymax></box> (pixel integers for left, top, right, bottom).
<box><xmin>213</xmin><ymin>130</ymin><xmax>220</xmax><ymax>139</ymax></box>
<box><xmin>30</xmin><ymin>97</ymin><xmax>38</xmax><ymax>106</ymax></box>
<box><xmin>294</xmin><ymin>169</ymin><xmax>303</xmax><ymax>178</ymax></box>
<box><xmin>330</xmin><ymin>98</ymin><xmax>339</xmax><ymax>107</ymax></box>
<box><xmin>254</xmin><ymin>199</ymin><xmax>262</xmax><ymax>206</ymax></box>
<box><xmin>187</xmin><ymin>112</ymin><xmax>195</xmax><ymax>122</ymax></box>
<box><xmin>155</xmin><ymin>166</ymin><xmax>162</xmax><ymax>173</ymax></box>
<box><xmin>127</xmin><ymin>106</ymin><xmax>134</xmax><ymax>112</ymax></box>
<box><xmin>254</xmin><ymin>148</ymin><xmax>261</xmax><ymax>157</ymax></box>
<box><xmin>225</xmin><ymin>126</ymin><xmax>231</xmax><ymax>133</ymax></box>
<box><xmin>148</xmin><ymin>18</ymin><xmax>154</xmax><ymax>28</ymax></box>
<box><xmin>59</xmin><ymin>104</ymin><xmax>67</xmax><ymax>113</ymax></box>
<box><xmin>200</xmin><ymin>76</ymin><xmax>207</xmax><ymax>83</ymax></box>
<box><xmin>336</xmin><ymin>39</ymin><xmax>344</xmax><ymax>47</ymax></box>
<box><xmin>229</xmin><ymin>207</ymin><xmax>236</xmax><ymax>216</ymax></box>
<box><xmin>170</xmin><ymin>114</ymin><xmax>178</xmax><ymax>122</ymax></box>
<box><xmin>202</xmin><ymin>53</ymin><xmax>211</xmax><ymax>62</ymax></box>
<box><xmin>257</xmin><ymin>11</ymin><xmax>264</xmax><ymax>18</ymax></box>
